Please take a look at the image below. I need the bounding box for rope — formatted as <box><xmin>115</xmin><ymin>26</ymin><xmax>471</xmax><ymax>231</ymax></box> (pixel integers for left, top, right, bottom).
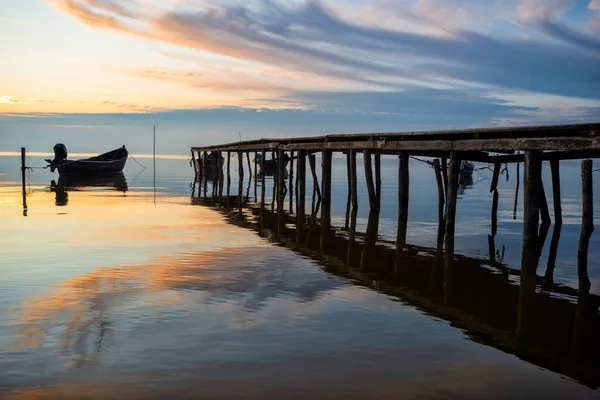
<box><xmin>409</xmin><ymin>156</ymin><xmax>435</xmax><ymax>168</ymax></box>
<box><xmin>128</xmin><ymin>153</ymin><xmax>147</xmax><ymax>170</ymax></box>
<box><xmin>593</xmin><ymin>168</ymin><xmax>600</xmax><ymax>173</ymax></box>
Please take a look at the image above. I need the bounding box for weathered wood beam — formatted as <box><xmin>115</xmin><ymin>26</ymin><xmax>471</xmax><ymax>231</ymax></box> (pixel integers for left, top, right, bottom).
<box><xmin>279</xmin><ymin>136</ymin><xmax>600</xmax><ymax>152</ymax></box>
<box><xmin>277</xmin><ymin>148</ymin><xmax>285</xmax><ymax>235</ymax></box>
<box><xmin>394</xmin><ymin>152</ymin><xmax>410</xmax><ymax>275</ymax></box>
<box><xmin>517</xmin><ymin>150</ymin><xmax>543</xmax><ymax>339</ymax></box>
<box><xmin>320</xmin><ymin>150</ymin><xmax>332</xmax><ymax>250</ymax></box>
<box><xmin>578</xmin><ymin>160</ymin><xmax>594</xmax><ymax>291</ymax></box>
<box><xmin>192</xmin><ymin>122</ymin><xmax>600</xmax><ymax>153</ymax></box>
<box><xmin>296</xmin><ymin>150</ymin><xmax>306</xmax><ymax>243</ymax></box>
<box><xmin>444</xmin><ymin>151</ymin><xmax>461</xmax><ymax>303</ymax></box>
<box><xmin>347</xmin><ymin>149</ymin><xmax>358</xmax><ymax>266</ymax></box>
<box><xmin>545</xmin><ymin>159</ymin><xmax>562</xmax><ymax>282</ymax></box>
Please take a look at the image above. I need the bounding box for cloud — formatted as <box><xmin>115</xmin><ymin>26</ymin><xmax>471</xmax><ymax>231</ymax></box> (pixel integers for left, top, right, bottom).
<box><xmin>51</xmin><ymin>0</ymin><xmax>600</xmax><ymax>101</ymax></box>
<box><xmin>0</xmin><ymin>95</ymin><xmax>50</xmax><ymax>105</ymax></box>
<box><xmin>590</xmin><ymin>0</ymin><xmax>600</xmax><ymax>10</ymax></box>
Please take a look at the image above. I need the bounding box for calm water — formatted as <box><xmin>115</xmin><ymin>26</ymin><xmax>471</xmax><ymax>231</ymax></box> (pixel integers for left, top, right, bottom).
<box><xmin>1</xmin><ymin>153</ymin><xmax>599</xmax><ymax>399</ymax></box>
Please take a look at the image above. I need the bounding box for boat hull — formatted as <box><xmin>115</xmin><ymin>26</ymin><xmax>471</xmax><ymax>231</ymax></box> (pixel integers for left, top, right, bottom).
<box><xmin>51</xmin><ymin>147</ymin><xmax>128</xmax><ymax>176</ymax></box>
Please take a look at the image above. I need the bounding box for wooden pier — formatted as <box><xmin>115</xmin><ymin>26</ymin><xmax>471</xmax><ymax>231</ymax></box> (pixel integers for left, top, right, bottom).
<box><xmin>192</xmin><ymin>122</ymin><xmax>598</xmax><ymax>347</ymax></box>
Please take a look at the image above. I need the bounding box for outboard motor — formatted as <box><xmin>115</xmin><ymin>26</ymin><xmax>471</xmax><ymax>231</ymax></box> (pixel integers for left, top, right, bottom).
<box><xmin>46</xmin><ymin>143</ymin><xmax>68</xmax><ymax>172</ymax></box>
<box><xmin>53</xmin><ymin>143</ymin><xmax>68</xmax><ymax>163</ymax></box>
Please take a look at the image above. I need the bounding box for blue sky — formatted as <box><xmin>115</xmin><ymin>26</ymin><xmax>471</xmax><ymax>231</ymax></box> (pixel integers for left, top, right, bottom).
<box><xmin>1</xmin><ymin>0</ymin><xmax>599</xmax><ymax>153</ymax></box>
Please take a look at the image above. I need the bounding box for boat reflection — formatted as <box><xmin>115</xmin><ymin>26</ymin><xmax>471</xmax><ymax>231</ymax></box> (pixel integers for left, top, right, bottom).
<box><xmin>458</xmin><ymin>175</ymin><xmax>473</xmax><ymax>192</ymax></box>
<box><xmin>49</xmin><ymin>173</ymin><xmax>128</xmax><ymax>206</ymax></box>
<box><xmin>191</xmin><ymin>187</ymin><xmax>600</xmax><ymax>389</ymax></box>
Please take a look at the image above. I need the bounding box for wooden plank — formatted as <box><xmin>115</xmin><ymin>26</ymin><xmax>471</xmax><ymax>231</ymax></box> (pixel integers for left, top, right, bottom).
<box><xmin>192</xmin><ymin>122</ymin><xmax>600</xmax><ymax>153</ymax></box>
<box><xmin>280</xmin><ymin>136</ymin><xmax>600</xmax><ymax>152</ymax></box>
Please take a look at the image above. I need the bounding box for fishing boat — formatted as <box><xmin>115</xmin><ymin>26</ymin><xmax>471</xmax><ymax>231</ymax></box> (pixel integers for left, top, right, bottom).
<box><xmin>460</xmin><ymin>160</ymin><xmax>475</xmax><ymax>177</ymax></box>
<box><xmin>46</xmin><ymin>144</ymin><xmax>128</xmax><ymax>176</ymax></box>
<box><xmin>256</xmin><ymin>152</ymin><xmax>290</xmax><ymax>176</ymax></box>
<box><xmin>197</xmin><ymin>151</ymin><xmax>224</xmax><ymax>178</ymax></box>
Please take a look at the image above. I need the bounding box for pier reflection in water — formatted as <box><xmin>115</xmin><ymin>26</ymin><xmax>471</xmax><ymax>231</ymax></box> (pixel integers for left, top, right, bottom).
<box><xmin>191</xmin><ymin>173</ymin><xmax>600</xmax><ymax>389</ymax></box>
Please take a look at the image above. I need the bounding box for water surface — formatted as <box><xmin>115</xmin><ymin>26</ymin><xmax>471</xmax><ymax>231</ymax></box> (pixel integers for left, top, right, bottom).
<box><xmin>1</xmin><ymin>153</ymin><xmax>599</xmax><ymax>399</ymax></box>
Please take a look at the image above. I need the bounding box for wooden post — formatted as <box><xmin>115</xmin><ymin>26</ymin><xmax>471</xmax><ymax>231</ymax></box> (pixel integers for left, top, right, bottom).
<box><xmin>21</xmin><ymin>147</ymin><xmax>27</xmax><ymax>217</ymax></box>
<box><xmin>271</xmin><ymin>151</ymin><xmax>276</xmax><ymax>212</ymax></box>
<box><xmin>444</xmin><ymin>151</ymin><xmax>461</xmax><ymax>302</ymax></box>
<box><xmin>441</xmin><ymin>157</ymin><xmax>448</xmax><ymax>197</ymax></box>
<box><xmin>347</xmin><ymin>149</ymin><xmax>358</xmax><ymax>266</ymax></box>
<box><xmin>516</xmin><ymin>150</ymin><xmax>543</xmax><ymax>339</ymax></box>
<box><xmin>295</xmin><ymin>156</ymin><xmax>300</xmax><ymax>215</ymax></box>
<box><xmin>572</xmin><ymin>161</ymin><xmax>592</xmax><ymax>355</ymax></box>
<box><xmin>246</xmin><ymin>151</ymin><xmax>252</xmax><ymax>178</ymax></box>
<box><xmin>522</xmin><ymin>151</ymin><xmax>542</xmax><ymax>253</ymax></box>
<box><xmin>309</xmin><ymin>154</ymin><xmax>321</xmax><ymax>215</ymax></box>
<box><xmin>545</xmin><ymin>159</ymin><xmax>562</xmax><ymax>282</ymax></box>
<box><xmin>218</xmin><ymin>152</ymin><xmax>224</xmax><ymax>207</ymax></box>
<box><xmin>363</xmin><ymin>150</ymin><xmax>376</xmax><ymax>211</ymax></box>
<box><xmin>491</xmin><ymin>189</ymin><xmax>499</xmax><ymax>236</ymax></box>
<box><xmin>320</xmin><ymin>150</ymin><xmax>332</xmax><ymax>249</ymax></box>
<box><xmin>238</xmin><ymin>151</ymin><xmax>243</xmax><ymax>216</ymax></box>
<box><xmin>191</xmin><ymin>150</ymin><xmax>198</xmax><ymax>176</ymax></box>
<box><xmin>361</xmin><ymin>150</ymin><xmax>379</xmax><ymax>270</ymax></box>
<box><xmin>490</xmin><ymin>162</ymin><xmax>501</xmax><ymax>236</ymax></box>
<box><xmin>375</xmin><ymin>153</ymin><xmax>381</xmax><ymax>210</ymax></box>
<box><xmin>226</xmin><ymin>151</ymin><xmax>231</xmax><ymax>210</ymax></box>
<box><xmin>490</xmin><ymin>162</ymin><xmax>501</xmax><ymax>193</ymax></box>
<box><xmin>289</xmin><ymin>150</ymin><xmax>294</xmax><ymax>214</ymax></box>
<box><xmin>260</xmin><ymin>149</ymin><xmax>266</xmax><ymax>233</ymax></box>
<box><xmin>513</xmin><ymin>157</ymin><xmax>520</xmax><ymax>220</ymax></box>
<box><xmin>539</xmin><ymin>180</ymin><xmax>551</xmax><ymax>227</ymax></box>
<box><xmin>345</xmin><ymin>151</ymin><xmax>351</xmax><ymax>230</ymax></box>
<box><xmin>577</xmin><ymin>159</ymin><xmax>594</xmax><ymax>291</ymax></box>
<box><xmin>277</xmin><ymin>148</ymin><xmax>285</xmax><ymax>235</ymax></box>
<box><xmin>394</xmin><ymin>152</ymin><xmax>410</xmax><ymax>274</ymax></box>
<box><xmin>212</xmin><ymin>153</ymin><xmax>218</xmax><ymax>199</ymax></box>
<box><xmin>296</xmin><ymin>149</ymin><xmax>307</xmax><ymax>243</ymax></box>
<box><xmin>254</xmin><ymin>151</ymin><xmax>258</xmax><ymax>202</ymax></box>
<box><xmin>433</xmin><ymin>158</ymin><xmax>445</xmax><ymax>225</ymax></box>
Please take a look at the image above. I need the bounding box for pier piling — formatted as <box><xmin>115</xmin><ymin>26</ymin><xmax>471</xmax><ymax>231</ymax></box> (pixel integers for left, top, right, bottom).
<box><xmin>321</xmin><ymin>150</ymin><xmax>332</xmax><ymax>249</ymax></box>
<box><xmin>545</xmin><ymin>159</ymin><xmax>562</xmax><ymax>281</ymax></box>
<box><xmin>278</xmin><ymin>149</ymin><xmax>285</xmax><ymax>234</ymax></box>
<box><xmin>347</xmin><ymin>149</ymin><xmax>358</xmax><ymax>266</ymax></box>
<box><xmin>577</xmin><ymin>160</ymin><xmax>594</xmax><ymax>291</ymax></box>
<box><xmin>395</xmin><ymin>152</ymin><xmax>410</xmax><ymax>274</ymax></box>
<box><xmin>21</xmin><ymin>147</ymin><xmax>27</xmax><ymax>217</ymax></box>
<box><xmin>297</xmin><ymin>150</ymin><xmax>307</xmax><ymax>243</ymax></box>
<box><xmin>444</xmin><ymin>151</ymin><xmax>461</xmax><ymax>302</ymax></box>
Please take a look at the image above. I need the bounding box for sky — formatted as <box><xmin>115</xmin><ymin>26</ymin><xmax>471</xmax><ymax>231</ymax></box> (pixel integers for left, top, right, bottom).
<box><xmin>1</xmin><ymin>0</ymin><xmax>599</xmax><ymax>153</ymax></box>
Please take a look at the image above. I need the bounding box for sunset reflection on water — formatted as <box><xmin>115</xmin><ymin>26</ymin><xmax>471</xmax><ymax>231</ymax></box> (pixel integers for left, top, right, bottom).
<box><xmin>1</xmin><ymin>155</ymin><xmax>599</xmax><ymax>399</ymax></box>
